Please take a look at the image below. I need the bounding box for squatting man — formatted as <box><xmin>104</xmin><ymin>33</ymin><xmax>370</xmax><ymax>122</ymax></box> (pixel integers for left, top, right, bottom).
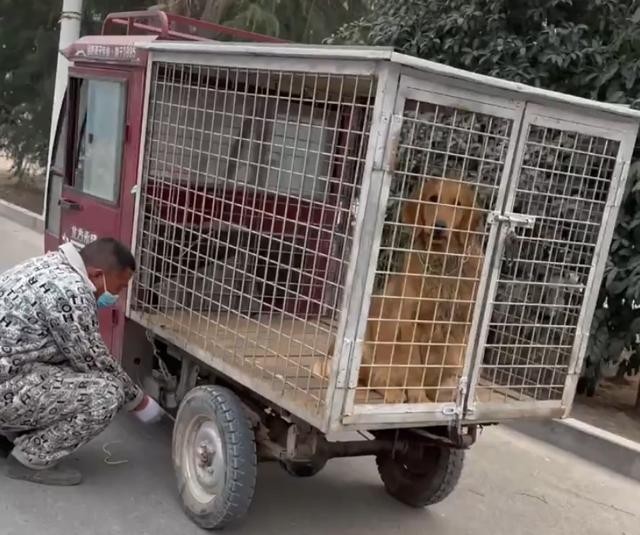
<box><xmin>0</xmin><ymin>238</ymin><xmax>163</xmax><ymax>486</ymax></box>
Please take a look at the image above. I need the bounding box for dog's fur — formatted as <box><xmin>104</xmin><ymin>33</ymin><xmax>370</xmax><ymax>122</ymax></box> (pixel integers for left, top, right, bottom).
<box><xmin>313</xmin><ymin>178</ymin><xmax>484</xmax><ymax>403</ymax></box>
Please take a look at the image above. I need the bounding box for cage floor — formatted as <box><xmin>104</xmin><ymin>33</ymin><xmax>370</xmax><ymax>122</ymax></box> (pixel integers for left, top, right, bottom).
<box><xmin>137</xmin><ymin>310</ymin><xmax>545</xmax><ymax>408</ymax></box>
<box><xmin>137</xmin><ymin>310</ymin><xmax>389</xmax><ymax>405</ymax></box>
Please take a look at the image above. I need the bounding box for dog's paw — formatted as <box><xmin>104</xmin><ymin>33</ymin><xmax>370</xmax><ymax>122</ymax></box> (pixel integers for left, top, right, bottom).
<box><xmin>311</xmin><ymin>359</ymin><xmax>328</xmax><ymax>378</ymax></box>
<box><xmin>406</xmin><ymin>389</ymin><xmax>431</xmax><ymax>403</ymax></box>
<box><xmin>433</xmin><ymin>389</ymin><xmax>457</xmax><ymax>403</ymax></box>
<box><xmin>383</xmin><ymin>389</ymin><xmax>407</xmax><ymax>404</ymax></box>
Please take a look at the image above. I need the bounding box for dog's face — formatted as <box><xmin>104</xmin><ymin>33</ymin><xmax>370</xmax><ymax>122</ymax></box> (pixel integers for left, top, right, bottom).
<box><xmin>402</xmin><ymin>178</ymin><xmax>481</xmax><ymax>249</ymax></box>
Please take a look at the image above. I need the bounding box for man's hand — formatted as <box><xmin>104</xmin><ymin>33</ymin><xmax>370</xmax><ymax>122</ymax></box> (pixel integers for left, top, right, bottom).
<box><xmin>131</xmin><ymin>394</ymin><xmax>164</xmax><ymax>424</ymax></box>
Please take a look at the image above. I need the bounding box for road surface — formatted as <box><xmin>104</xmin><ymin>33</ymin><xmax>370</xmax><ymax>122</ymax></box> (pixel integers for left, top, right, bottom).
<box><xmin>0</xmin><ymin>215</ymin><xmax>638</xmax><ymax>535</ymax></box>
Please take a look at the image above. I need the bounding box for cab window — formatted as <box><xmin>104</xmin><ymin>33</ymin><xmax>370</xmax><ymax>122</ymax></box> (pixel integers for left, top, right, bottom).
<box><xmin>72</xmin><ymin>78</ymin><xmax>126</xmax><ymax>203</ymax></box>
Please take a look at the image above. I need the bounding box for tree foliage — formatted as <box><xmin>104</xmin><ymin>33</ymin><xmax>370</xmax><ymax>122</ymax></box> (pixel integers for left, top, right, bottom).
<box><xmin>0</xmin><ymin>0</ymin><xmax>365</xmax><ymax>176</ymax></box>
<box><xmin>0</xmin><ymin>1</ymin><xmax>58</xmax><ymax>174</ymax></box>
<box><xmin>333</xmin><ymin>0</ymin><xmax>640</xmax><ymax>397</ymax></box>
<box><xmin>162</xmin><ymin>0</ymin><xmax>368</xmax><ymax>43</ymax></box>
<box><xmin>0</xmin><ymin>0</ymin><xmax>155</xmax><ymax>175</ymax></box>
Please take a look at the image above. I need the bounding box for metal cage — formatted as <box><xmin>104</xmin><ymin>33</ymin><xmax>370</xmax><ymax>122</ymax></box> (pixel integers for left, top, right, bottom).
<box><xmin>128</xmin><ymin>44</ymin><xmax>639</xmax><ymax>432</ymax></box>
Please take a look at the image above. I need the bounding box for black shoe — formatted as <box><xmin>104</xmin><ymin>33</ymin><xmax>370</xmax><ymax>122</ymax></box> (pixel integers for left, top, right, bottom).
<box><xmin>0</xmin><ymin>435</ymin><xmax>13</xmax><ymax>458</ymax></box>
<box><xmin>5</xmin><ymin>455</ymin><xmax>82</xmax><ymax>486</ymax></box>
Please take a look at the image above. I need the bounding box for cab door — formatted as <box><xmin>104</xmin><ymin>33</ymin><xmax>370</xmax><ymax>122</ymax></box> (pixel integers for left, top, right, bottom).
<box><xmin>50</xmin><ymin>69</ymin><xmax>130</xmax><ymax>350</ymax></box>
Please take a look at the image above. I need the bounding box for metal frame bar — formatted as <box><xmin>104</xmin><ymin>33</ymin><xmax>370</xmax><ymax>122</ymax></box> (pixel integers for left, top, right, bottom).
<box><xmin>102</xmin><ymin>10</ymin><xmax>286</xmax><ymax>43</ymax></box>
<box><xmin>463</xmin><ymin>400</ymin><xmax>564</xmax><ymax>423</ymax></box>
<box><xmin>148</xmin><ymin>50</ymin><xmax>378</xmax><ymax>80</ymax></box>
<box><xmin>330</xmin><ymin>63</ymin><xmax>402</xmax><ymax>428</ymax></box>
<box><xmin>344</xmin><ymin>400</ymin><xmax>562</xmax><ymax>429</ymax></box>
<box><xmin>138</xmin><ymin>42</ymin><xmax>640</xmax><ymax>122</ymax></box>
<box><xmin>126</xmin><ymin>59</ymin><xmax>154</xmax><ymax>316</ymax></box>
<box><xmin>321</xmin><ymin>63</ymin><xmax>403</xmax><ymax>431</ymax></box>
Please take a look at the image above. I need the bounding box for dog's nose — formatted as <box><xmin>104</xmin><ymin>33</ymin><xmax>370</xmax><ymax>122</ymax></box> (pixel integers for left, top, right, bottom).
<box><xmin>433</xmin><ymin>221</ymin><xmax>447</xmax><ymax>238</ymax></box>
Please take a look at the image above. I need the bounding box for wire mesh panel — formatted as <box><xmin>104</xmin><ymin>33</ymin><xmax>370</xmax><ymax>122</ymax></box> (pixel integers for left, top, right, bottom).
<box><xmin>473</xmin><ymin>118</ymin><xmax>621</xmax><ymax>407</ymax></box>
<box><xmin>130</xmin><ymin>61</ymin><xmax>376</xmax><ymax>414</ymax></box>
<box><xmin>352</xmin><ymin>90</ymin><xmax>517</xmax><ymax>407</ymax></box>
<box><xmin>126</xmin><ymin>48</ymin><xmax>640</xmax><ymax>430</ymax></box>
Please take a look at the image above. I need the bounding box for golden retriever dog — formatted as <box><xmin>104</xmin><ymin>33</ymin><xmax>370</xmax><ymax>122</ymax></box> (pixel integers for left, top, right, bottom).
<box><xmin>313</xmin><ymin>177</ymin><xmax>484</xmax><ymax>404</ymax></box>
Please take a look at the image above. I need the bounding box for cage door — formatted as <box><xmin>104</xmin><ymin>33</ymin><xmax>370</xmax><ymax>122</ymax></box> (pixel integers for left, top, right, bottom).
<box><xmin>464</xmin><ymin>104</ymin><xmax>635</xmax><ymax>421</ymax></box>
<box><xmin>341</xmin><ymin>74</ymin><xmax>524</xmax><ymax>426</ymax></box>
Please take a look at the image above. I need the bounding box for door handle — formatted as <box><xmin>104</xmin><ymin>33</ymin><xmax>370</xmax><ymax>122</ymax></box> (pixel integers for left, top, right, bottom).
<box><xmin>59</xmin><ymin>198</ymin><xmax>83</xmax><ymax>211</ymax></box>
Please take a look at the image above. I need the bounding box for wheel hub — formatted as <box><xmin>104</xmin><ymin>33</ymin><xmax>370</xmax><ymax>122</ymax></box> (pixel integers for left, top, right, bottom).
<box><xmin>184</xmin><ymin>417</ymin><xmax>226</xmax><ymax>503</ymax></box>
<box><xmin>196</xmin><ymin>441</ymin><xmax>215</xmax><ymax>469</ymax></box>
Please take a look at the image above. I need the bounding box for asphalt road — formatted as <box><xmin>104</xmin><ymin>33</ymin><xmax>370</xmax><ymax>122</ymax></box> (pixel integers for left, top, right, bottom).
<box><xmin>0</xmin><ymin>215</ymin><xmax>638</xmax><ymax>535</ymax></box>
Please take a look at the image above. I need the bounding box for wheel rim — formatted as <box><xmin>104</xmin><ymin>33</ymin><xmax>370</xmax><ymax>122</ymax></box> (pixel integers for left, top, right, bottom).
<box><xmin>183</xmin><ymin>415</ymin><xmax>226</xmax><ymax>504</ymax></box>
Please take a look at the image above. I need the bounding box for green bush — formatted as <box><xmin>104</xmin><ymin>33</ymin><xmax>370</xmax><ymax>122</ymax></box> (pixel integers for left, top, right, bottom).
<box><xmin>0</xmin><ymin>0</ymin><xmax>156</xmax><ymax>174</ymax></box>
<box><xmin>332</xmin><ymin>0</ymin><xmax>640</xmax><ymax>395</ymax></box>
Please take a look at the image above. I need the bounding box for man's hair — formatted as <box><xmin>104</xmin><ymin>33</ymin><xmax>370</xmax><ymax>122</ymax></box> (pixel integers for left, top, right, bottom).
<box><xmin>80</xmin><ymin>238</ymin><xmax>136</xmax><ymax>272</ymax></box>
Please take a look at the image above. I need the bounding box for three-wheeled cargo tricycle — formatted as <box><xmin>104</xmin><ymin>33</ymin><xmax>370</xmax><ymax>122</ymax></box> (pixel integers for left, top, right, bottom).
<box><xmin>44</xmin><ymin>10</ymin><xmax>640</xmax><ymax>529</ymax></box>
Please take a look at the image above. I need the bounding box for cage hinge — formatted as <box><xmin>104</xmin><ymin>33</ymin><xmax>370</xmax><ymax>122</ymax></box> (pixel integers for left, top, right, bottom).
<box><xmin>443</xmin><ymin>376</ymin><xmax>469</xmax><ymax>418</ymax></box>
<box><xmin>609</xmin><ymin>162</ymin><xmax>628</xmax><ymax>208</ymax></box>
<box><xmin>441</xmin><ymin>405</ymin><xmax>460</xmax><ymax>417</ymax></box>
<box><xmin>458</xmin><ymin>376</ymin><xmax>469</xmax><ymax>407</ymax></box>
<box><xmin>336</xmin><ymin>338</ymin><xmax>355</xmax><ymax>389</ymax></box>
<box><xmin>488</xmin><ymin>212</ymin><xmax>536</xmax><ymax>230</ymax></box>
<box><xmin>379</xmin><ymin>114</ymin><xmax>403</xmax><ymax>173</ymax></box>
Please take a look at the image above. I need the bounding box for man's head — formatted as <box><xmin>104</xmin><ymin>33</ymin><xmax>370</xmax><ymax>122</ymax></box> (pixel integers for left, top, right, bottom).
<box><xmin>80</xmin><ymin>238</ymin><xmax>136</xmax><ymax>306</ymax></box>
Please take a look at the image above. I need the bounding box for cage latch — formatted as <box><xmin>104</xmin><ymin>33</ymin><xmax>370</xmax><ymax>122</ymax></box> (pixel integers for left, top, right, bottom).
<box><xmin>487</xmin><ymin>212</ymin><xmax>536</xmax><ymax>230</ymax></box>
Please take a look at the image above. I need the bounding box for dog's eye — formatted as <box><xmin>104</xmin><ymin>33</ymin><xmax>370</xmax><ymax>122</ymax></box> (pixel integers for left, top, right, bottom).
<box><xmin>428</xmin><ymin>195</ymin><xmax>438</xmax><ymax>203</ymax></box>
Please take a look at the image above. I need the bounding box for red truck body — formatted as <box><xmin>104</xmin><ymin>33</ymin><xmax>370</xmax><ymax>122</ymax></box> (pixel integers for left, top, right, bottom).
<box><xmin>44</xmin><ymin>11</ymin><xmax>285</xmax><ymax>359</ymax></box>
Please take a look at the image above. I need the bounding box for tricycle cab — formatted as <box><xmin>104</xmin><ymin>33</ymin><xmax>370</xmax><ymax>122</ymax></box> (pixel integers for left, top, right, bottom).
<box><xmin>44</xmin><ymin>35</ymin><xmax>150</xmax><ymax>356</ymax></box>
<box><xmin>44</xmin><ymin>12</ymin><xmax>284</xmax><ymax>358</ymax></box>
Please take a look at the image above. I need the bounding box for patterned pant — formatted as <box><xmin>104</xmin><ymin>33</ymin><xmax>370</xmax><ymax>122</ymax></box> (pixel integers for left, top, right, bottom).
<box><xmin>0</xmin><ymin>364</ymin><xmax>125</xmax><ymax>468</ymax></box>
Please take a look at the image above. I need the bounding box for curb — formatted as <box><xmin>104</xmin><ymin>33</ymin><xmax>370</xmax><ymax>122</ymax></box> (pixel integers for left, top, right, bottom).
<box><xmin>508</xmin><ymin>417</ymin><xmax>640</xmax><ymax>482</ymax></box>
<box><xmin>0</xmin><ymin>198</ymin><xmax>44</xmax><ymax>233</ymax></box>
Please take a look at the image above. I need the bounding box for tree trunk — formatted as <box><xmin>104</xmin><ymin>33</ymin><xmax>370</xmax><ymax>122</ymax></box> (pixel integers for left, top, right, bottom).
<box><xmin>161</xmin><ymin>0</ymin><xmax>188</xmax><ymax>16</ymax></box>
<box><xmin>201</xmin><ymin>0</ymin><xmax>234</xmax><ymax>23</ymax></box>
<box><xmin>160</xmin><ymin>0</ymin><xmax>233</xmax><ymax>22</ymax></box>
<box><xmin>615</xmin><ymin>362</ymin><xmax>628</xmax><ymax>381</ymax></box>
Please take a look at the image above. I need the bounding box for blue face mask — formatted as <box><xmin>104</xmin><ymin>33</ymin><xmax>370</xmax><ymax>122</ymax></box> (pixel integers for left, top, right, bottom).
<box><xmin>97</xmin><ymin>274</ymin><xmax>119</xmax><ymax>309</ymax></box>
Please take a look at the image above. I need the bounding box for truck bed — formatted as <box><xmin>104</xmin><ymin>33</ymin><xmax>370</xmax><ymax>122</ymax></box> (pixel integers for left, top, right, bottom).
<box><xmin>135</xmin><ymin>310</ymin><xmax>366</xmax><ymax>408</ymax></box>
<box><xmin>134</xmin><ymin>308</ymin><xmax>541</xmax><ymax>415</ymax></box>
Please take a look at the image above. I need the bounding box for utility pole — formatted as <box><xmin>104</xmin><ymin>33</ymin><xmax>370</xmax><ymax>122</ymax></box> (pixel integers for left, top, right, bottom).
<box><xmin>43</xmin><ymin>0</ymin><xmax>82</xmax><ymax>213</ymax></box>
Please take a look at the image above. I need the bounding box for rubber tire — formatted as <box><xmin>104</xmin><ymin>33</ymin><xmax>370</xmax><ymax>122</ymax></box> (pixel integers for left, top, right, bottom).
<box><xmin>279</xmin><ymin>458</ymin><xmax>326</xmax><ymax>478</ymax></box>
<box><xmin>172</xmin><ymin>386</ymin><xmax>257</xmax><ymax>530</ymax></box>
<box><xmin>376</xmin><ymin>446</ymin><xmax>464</xmax><ymax>508</ymax></box>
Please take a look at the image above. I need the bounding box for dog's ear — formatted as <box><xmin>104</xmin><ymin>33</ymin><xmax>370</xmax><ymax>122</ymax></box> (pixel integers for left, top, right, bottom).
<box><xmin>460</xmin><ymin>206</ymin><xmax>483</xmax><ymax>234</ymax></box>
<box><xmin>455</xmin><ymin>188</ymin><xmax>484</xmax><ymax>248</ymax></box>
<box><xmin>401</xmin><ymin>186</ymin><xmax>427</xmax><ymax>241</ymax></box>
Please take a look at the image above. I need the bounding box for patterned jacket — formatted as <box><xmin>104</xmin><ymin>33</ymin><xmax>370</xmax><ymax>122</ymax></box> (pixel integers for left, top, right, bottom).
<box><xmin>0</xmin><ymin>243</ymin><xmax>143</xmax><ymax>410</ymax></box>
